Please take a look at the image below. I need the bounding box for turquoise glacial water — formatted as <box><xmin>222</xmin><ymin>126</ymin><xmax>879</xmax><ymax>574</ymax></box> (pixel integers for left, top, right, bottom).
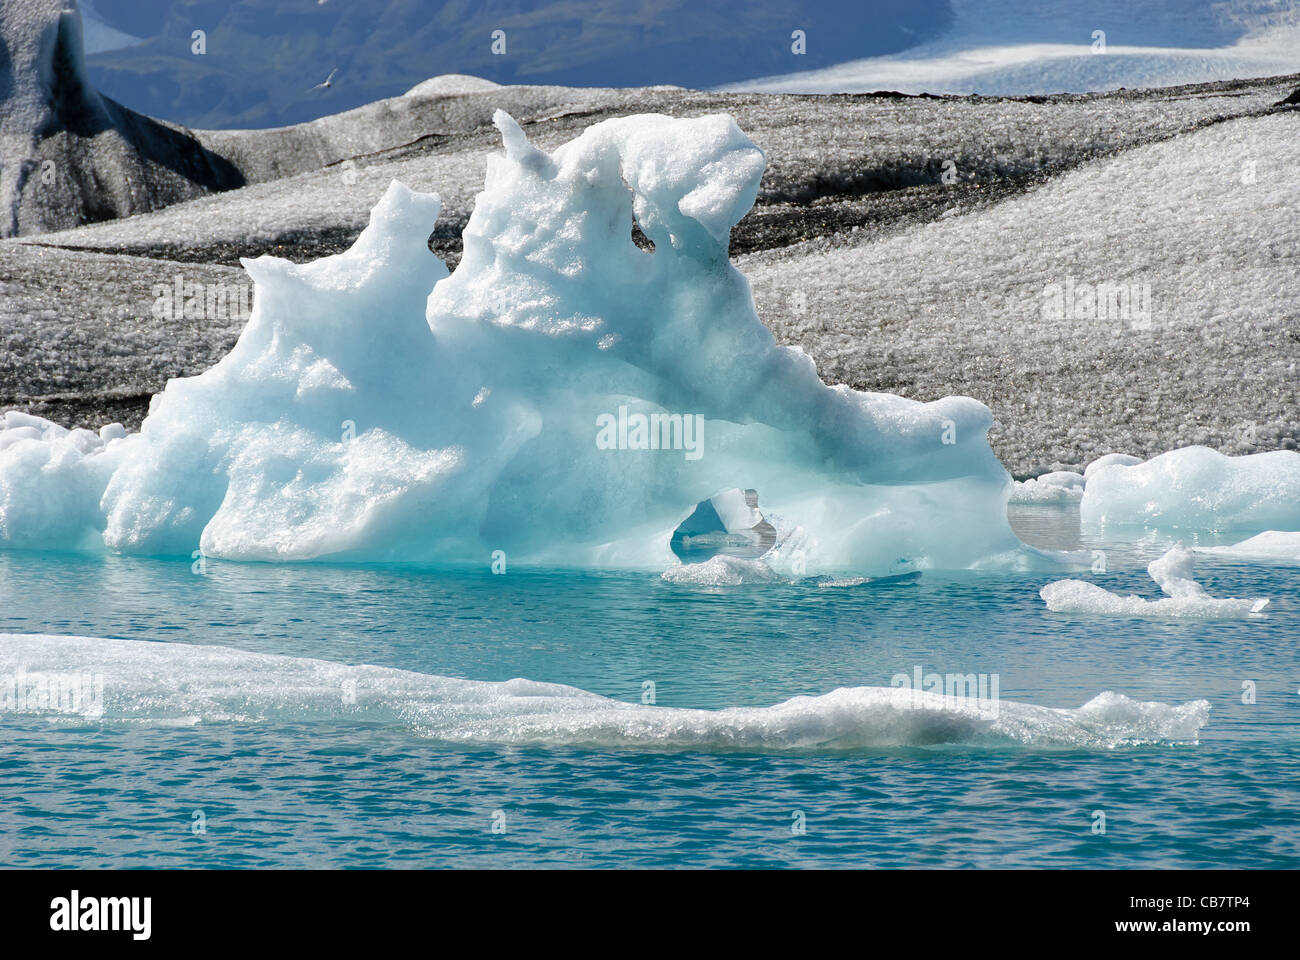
<box><xmin>0</xmin><ymin>508</ymin><xmax>1297</xmax><ymax>868</ymax></box>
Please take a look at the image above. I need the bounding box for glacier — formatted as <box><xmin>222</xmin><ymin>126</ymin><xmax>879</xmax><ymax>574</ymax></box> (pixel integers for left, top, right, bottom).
<box><xmin>0</xmin><ymin>111</ymin><xmax>1026</xmax><ymax>574</ymax></box>
<box><xmin>723</xmin><ymin>0</ymin><xmax>1300</xmax><ymax>97</ymax></box>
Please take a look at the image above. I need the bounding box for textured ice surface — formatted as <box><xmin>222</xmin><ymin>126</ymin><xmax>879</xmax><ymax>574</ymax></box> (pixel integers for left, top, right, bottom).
<box><xmin>1081</xmin><ymin>446</ymin><xmax>1300</xmax><ymax>534</ymax></box>
<box><xmin>1084</xmin><ymin>453</ymin><xmax>1143</xmax><ymax>478</ymax></box>
<box><xmin>1010</xmin><ymin>470</ymin><xmax>1085</xmax><ymax>503</ymax></box>
<box><xmin>726</xmin><ymin>0</ymin><xmax>1300</xmax><ymax>95</ymax></box>
<box><xmin>0</xmin><ymin>410</ymin><xmax>124</xmax><ymax>550</ymax></box>
<box><xmin>1198</xmin><ymin>530</ymin><xmax>1300</xmax><ymax>563</ymax></box>
<box><xmin>660</xmin><ymin>555</ymin><xmax>788</xmax><ymax>586</ymax></box>
<box><xmin>0</xmin><ymin>112</ymin><xmax>1024</xmax><ymax>573</ymax></box>
<box><xmin>0</xmin><ymin>633</ymin><xmax>1212</xmax><ymax>749</ymax></box>
<box><xmin>1041</xmin><ymin>544</ymin><xmax>1270</xmax><ymax>619</ymax></box>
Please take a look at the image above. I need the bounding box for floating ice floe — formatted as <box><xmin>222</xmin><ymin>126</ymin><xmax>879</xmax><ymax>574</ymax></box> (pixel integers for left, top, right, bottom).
<box><xmin>0</xmin><ymin>110</ymin><xmax>1028</xmax><ymax>573</ymax></box>
<box><xmin>660</xmin><ymin>554</ymin><xmax>788</xmax><ymax>586</ymax></box>
<box><xmin>1040</xmin><ymin>544</ymin><xmax>1269</xmax><ymax>619</ymax></box>
<box><xmin>1081</xmin><ymin>446</ymin><xmax>1300</xmax><ymax>534</ymax></box>
<box><xmin>660</xmin><ymin>556</ymin><xmax>920</xmax><ymax>587</ymax></box>
<box><xmin>1009</xmin><ymin>469</ymin><xmax>1085</xmax><ymax>503</ymax></box>
<box><xmin>1197</xmin><ymin>531</ymin><xmax>1300</xmax><ymax>564</ymax></box>
<box><xmin>0</xmin><ymin>633</ymin><xmax>1211</xmax><ymax>749</ymax></box>
<box><xmin>1010</xmin><ymin>453</ymin><xmax>1143</xmax><ymax>504</ymax></box>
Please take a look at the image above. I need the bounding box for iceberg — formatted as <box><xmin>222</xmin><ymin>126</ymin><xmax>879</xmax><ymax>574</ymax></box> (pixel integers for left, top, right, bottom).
<box><xmin>1008</xmin><ymin>455</ymin><xmax>1139</xmax><ymax>504</ymax></box>
<box><xmin>1197</xmin><ymin>530</ymin><xmax>1300</xmax><ymax>564</ymax></box>
<box><xmin>0</xmin><ymin>111</ymin><xmax>1023</xmax><ymax>573</ymax></box>
<box><xmin>1040</xmin><ymin>544</ymin><xmax>1270</xmax><ymax>619</ymax></box>
<box><xmin>1083</xmin><ymin>453</ymin><xmax>1143</xmax><ymax>479</ymax></box>
<box><xmin>1009</xmin><ymin>469</ymin><xmax>1085</xmax><ymax>503</ymax></box>
<box><xmin>0</xmin><ymin>633</ymin><xmax>1212</xmax><ymax>749</ymax></box>
<box><xmin>1080</xmin><ymin>446</ymin><xmax>1300</xmax><ymax>534</ymax></box>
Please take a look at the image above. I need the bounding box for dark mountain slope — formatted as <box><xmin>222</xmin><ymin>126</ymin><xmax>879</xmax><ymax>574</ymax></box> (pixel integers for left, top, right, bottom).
<box><xmin>0</xmin><ymin>0</ymin><xmax>241</xmax><ymax>238</ymax></box>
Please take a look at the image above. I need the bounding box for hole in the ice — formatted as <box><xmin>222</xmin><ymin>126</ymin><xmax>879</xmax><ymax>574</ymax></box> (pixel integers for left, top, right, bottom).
<box><xmin>631</xmin><ymin>220</ymin><xmax>655</xmax><ymax>252</ymax></box>
<box><xmin>670</xmin><ymin>488</ymin><xmax>777</xmax><ymax>562</ymax></box>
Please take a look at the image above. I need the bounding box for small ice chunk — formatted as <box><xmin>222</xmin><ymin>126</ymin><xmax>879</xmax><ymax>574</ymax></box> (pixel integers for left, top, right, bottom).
<box><xmin>99</xmin><ymin>423</ymin><xmax>127</xmax><ymax>442</ymax></box>
<box><xmin>1146</xmin><ymin>544</ymin><xmax>1204</xmax><ymax>598</ymax></box>
<box><xmin>1084</xmin><ymin>453</ymin><xmax>1143</xmax><ymax>479</ymax></box>
<box><xmin>3</xmin><ymin>411</ymin><xmax>54</xmax><ymax>431</ymax></box>
<box><xmin>661</xmin><ymin>554</ymin><xmax>785</xmax><ymax>586</ymax></box>
<box><xmin>1040</xmin><ymin>544</ymin><xmax>1269</xmax><ymax>619</ymax></box>
<box><xmin>1010</xmin><ymin>470</ymin><xmax>1085</xmax><ymax>503</ymax></box>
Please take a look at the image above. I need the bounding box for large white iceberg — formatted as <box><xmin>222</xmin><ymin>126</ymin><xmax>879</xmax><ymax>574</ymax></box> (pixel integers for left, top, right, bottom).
<box><xmin>0</xmin><ymin>111</ymin><xmax>1025</xmax><ymax>573</ymax></box>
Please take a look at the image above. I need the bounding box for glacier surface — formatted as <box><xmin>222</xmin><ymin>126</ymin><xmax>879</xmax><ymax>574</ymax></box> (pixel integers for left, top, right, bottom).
<box><xmin>724</xmin><ymin>0</ymin><xmax>1300</xmax><ymax>96</ymax></box>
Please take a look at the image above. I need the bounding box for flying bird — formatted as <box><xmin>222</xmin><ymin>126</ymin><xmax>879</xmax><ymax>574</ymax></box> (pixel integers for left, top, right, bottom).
<box><xmin>309</xmin><ymin>68</ymin><xmax>338</xmax><ymax>92</ymax></box>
